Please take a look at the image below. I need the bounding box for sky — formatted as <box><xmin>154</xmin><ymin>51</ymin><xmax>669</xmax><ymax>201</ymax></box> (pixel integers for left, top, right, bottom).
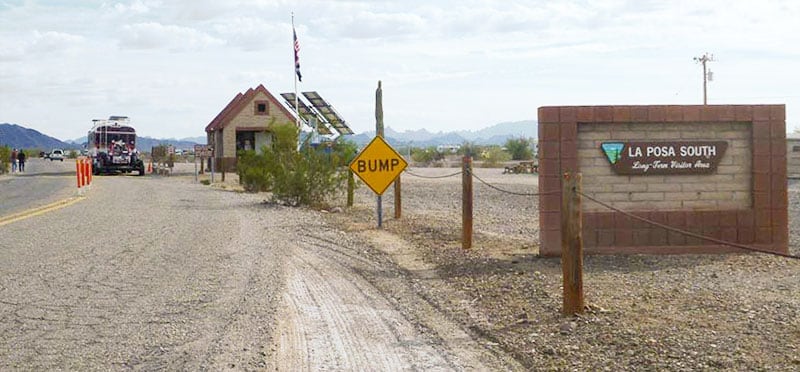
<box><xmin>1</xmin><ymin>0</ymin><xmax>799</xmax><ymax>141</ymax></box>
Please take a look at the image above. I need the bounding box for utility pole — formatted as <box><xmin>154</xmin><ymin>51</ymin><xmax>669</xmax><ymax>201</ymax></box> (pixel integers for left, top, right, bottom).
<box><xmin>693</xmin><ymin>53</ymin><xmax>715</xmax><ymax>105</ymax></box>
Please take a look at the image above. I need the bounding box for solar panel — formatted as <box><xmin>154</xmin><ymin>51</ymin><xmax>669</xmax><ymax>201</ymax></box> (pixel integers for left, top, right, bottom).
<box><xmin>302</xmin><ymin>91</ymin><xmax>354</xmax><ymax>135</ymax></box>
<box><xmin>280</xmin><ymin>93</ymin><xmax>333</xmax><ymax>135</ymax></box>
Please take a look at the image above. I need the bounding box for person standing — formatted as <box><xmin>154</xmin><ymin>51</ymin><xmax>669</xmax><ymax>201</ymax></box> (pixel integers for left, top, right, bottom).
<box><xmin>10</xmin><ymin>148</ymin><xmax>17</xmax><ymax>173</ymax></box>
<box><xmin>17</xmin><ymin>150</ymin><xmax>26</xmax><ymax>172</ymax></box>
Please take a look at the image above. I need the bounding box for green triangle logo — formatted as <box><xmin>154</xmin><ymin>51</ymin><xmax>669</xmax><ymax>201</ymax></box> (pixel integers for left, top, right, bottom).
<box><xmin>601</xmin><ymin>142</ymin><xmax>624</xmax><ymax>164</ymax></box>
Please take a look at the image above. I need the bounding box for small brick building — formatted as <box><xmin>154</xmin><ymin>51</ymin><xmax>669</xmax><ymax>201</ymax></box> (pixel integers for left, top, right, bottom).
<box><xmin>538</xmin><ymin>105</ymin><xmax>787</xmax><ymax>256</ymax></box>
<box><xmin>205</xmin><ymin>84</ymin><xmax>296</xmax><ymax>171</ymax></box>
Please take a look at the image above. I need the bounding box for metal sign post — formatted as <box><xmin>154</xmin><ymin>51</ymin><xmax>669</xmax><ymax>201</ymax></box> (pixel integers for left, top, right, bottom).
<box><xmin>375</xmin><ymin>81</ymin><xmax>384</xmax><ymax>228</ymax></box>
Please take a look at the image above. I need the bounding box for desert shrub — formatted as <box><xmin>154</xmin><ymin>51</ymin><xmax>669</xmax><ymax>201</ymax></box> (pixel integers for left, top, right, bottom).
<box><xmin>0</xmin><ymin>146</ymin><xmax>9</xmax><ymax>174</ymax></box>
<box><xmin>481</xmin><ymin>145</ymin><xmax>512</xmax><ymax>167</ymax></box>
<box><xmin>458</xmin><ymin>142</ymin><xmax>484</xmax><ymax>160</ymax></box>
<box><xmin>238</xmin><ymin>123</ymin><xmax>356</xmax><ymax>207</ymax></box>
<box><xmin>504</xmin><ymin>137</ymin><xmax>534</xmax><ymax>160</ymax></box>
<box><xmin>411</xmin><ymin>146</ymin><xmax>444</xmax><ymax>165</ymax></box>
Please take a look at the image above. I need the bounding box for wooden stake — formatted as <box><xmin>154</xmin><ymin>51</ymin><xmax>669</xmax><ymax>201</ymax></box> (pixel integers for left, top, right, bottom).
<box><xmin>561</xmin><ymin>172</ymin><xmax>584</xmax><ymax>315</ymax></box>
<box><xmin>347</xmin><ymin>169</ymin><xmax>354</xmax><ymax>207</ymax></box>
<box><xmin>462</xmin><ymin>156</ymin><xmax>473</xmax><ymax>249</ymax></box>
<box><xmin>394</xmin><ymin>176</ymin><xmax>401</xmax><ymax>219</ymax></box>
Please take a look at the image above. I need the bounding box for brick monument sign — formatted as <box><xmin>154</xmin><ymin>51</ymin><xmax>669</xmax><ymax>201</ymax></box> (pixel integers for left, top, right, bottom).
<box><xmin>538</xmin><ymin>105</ymin><xmax>787</xmax><ymax>256</ymax></box>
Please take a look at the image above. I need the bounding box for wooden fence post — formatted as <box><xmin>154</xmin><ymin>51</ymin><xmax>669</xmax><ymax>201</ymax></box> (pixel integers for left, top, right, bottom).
<box><xmin>462</xmin><ymin>156</ymin><xmax>473</xmax><ymax>249</ymax></box>
<box><xmin>561</xmin><ymin>172</ymin><xmax>584</xmax><ymax>315</ymax></box>
<box><xmin>347</xmin><ymin>169</ymin><xmax>355</xmax><ymax>207</ymax></box>
<box><xmin>394</xmin><ymin>176</ymin><xmax>402</xmax><ymax>219</ymax></box>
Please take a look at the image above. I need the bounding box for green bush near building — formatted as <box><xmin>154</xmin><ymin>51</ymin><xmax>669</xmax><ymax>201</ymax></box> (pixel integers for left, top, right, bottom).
<box><xmin>237</xmin><ymin>122</ymin><xmax>357</xmax><ymax>208</ymax></box>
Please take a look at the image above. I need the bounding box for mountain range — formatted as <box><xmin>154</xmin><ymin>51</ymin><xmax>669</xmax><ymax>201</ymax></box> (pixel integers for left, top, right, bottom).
<box><xmin>0</xmin><ymin>120</ymin><xmax>537</xmax><ymax>151</ymax></box>
<box><xmin>350</xmin><ymin>120</ymin><xmax>538</xmax><ymax>147</ymax></box>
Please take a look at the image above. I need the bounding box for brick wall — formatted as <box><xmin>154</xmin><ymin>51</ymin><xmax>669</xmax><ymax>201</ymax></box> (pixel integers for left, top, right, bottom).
<box><xmin>538</xmin><ymin>105</ymin><xmax>787</xmax><ymax>256</ymax></box>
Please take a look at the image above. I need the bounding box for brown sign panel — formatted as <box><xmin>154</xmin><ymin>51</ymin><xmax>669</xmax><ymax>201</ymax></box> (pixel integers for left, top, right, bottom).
<box><xmin>601</xmin><ymin>141</ymin><xmax>728</xmax><ymax>175</ymax></box>
<box><xmin>194</xmin><ymin>144</ymin><xmax>214</xmax><ymax>157</ymax></box>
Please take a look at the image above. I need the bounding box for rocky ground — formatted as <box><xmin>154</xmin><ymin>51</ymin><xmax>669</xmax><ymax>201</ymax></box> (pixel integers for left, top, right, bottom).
<box><xmin>328</xmin><ymin>167</ymin><xmax>800</xmax><ymax>371</ymax></box>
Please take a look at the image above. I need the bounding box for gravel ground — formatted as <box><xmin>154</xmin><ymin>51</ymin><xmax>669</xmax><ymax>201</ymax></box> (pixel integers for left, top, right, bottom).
<box><xmin>2</xmin><ymin>163</ymin><xmax>797</xmax><ymax>370</ymax></box>
<box><xmin>330</xmin><ymin>167</ymin><xmax>800</xmax><ymax>371</ymax></box>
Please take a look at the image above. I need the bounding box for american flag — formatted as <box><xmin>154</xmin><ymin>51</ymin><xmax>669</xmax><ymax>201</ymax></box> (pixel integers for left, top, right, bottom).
<box><xmin>293</xmin><ymin>27</ymin><xmax>302</xmax><ymax>82</ymax></box>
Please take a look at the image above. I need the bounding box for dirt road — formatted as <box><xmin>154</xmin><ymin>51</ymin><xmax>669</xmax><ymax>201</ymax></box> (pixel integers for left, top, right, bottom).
<box><xmin>0</xmin><ymin>173</ymin><xmax>520</xmax><ymax>370</ymax></box>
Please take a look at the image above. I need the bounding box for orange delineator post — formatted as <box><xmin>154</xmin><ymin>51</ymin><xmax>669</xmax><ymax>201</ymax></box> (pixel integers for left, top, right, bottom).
<box><xmin>76</xmin><ymin>159</ymin><xmax>82</xmax><ymax>188</ymax></box>
<box><xmin>84</xmin><ymin>159</ymin><xmax>90</xmax><ymax>185</ymax></box>
<box><xmin>76</xmin><ymin>158</ymin><xmax>91</xmax><ymax>189</ymax></box>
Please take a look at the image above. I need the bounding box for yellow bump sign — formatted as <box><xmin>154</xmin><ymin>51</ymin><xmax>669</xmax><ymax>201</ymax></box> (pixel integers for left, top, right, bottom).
<box><xmin>349</xmin><ymin>136</ymin><xmax>408</xmax><ymax>195</ymax></box>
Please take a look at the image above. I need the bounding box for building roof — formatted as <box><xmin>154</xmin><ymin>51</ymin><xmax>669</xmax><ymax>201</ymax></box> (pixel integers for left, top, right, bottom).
<box><xmin>205</xmin><ymin>84</ymin><xmax>297</xmax><ymax>133</ymax></box>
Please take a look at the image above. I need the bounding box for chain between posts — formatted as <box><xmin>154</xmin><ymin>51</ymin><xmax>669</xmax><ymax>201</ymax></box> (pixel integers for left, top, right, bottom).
<box><xmin>576</xmin><ymin>190</ymin><xmax>800</xmax><ymax>260</ymax></box>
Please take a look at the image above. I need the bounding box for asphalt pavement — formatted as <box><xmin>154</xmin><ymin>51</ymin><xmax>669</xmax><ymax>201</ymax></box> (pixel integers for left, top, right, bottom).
<box><xmin>0</xmin><ymin>158</ymin><xmax>78</xmax><ymax>217</ymax></box>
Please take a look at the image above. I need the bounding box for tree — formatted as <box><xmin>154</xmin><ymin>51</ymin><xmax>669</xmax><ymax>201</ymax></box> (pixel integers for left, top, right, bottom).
<box><xmin>504</xmin><ymin>137</ymin><xmax>534</xmax><ymax>160</ymax></box>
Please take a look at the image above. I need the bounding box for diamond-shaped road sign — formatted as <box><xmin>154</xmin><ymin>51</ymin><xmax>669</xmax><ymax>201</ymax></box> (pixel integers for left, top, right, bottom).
<box><xmin>349</xmin><ymin>136</ymin><xmax>408</xmax><ymax>195</ymax></box>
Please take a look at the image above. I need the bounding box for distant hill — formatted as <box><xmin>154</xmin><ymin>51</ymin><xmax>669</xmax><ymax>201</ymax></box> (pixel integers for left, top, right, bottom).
<box><xmin>0</xmin><ymin>123</ymin><xmax>74</xmax><ymax>150</ymax></box>
<box><xmin>350</xmin><ymin>120</ymin><xmax>538</xmax><ymax>147</ymax></box>
<box><xmin>66</xmin><ymin>136</ymin><xmax>205</xmax><ymax>150</ymax></box>
<box><xmin>2</xmin><ymin>120</ymin><xmax>536</xmax><ymax>152</ymax></box>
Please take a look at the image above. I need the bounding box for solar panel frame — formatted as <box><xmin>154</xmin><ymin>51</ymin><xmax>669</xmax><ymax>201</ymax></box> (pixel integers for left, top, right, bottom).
<box><xmin>280</xmin><ymin>93</ymin><xmax>333</xmax><ymax>135</ymax></box>
<box><xmin>302</xmin><ymin>91</ymin><xmax>354</xmax><ymax>135</ymax></box>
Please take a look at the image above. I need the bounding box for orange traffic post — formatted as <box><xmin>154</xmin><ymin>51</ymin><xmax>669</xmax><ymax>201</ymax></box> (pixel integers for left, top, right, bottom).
<box><xmin>76</xmin><ymin>159</ymin><xmax>82</xmax><ymax>188</ymax></box>
<box><xmin>83</xmin><ymin>159</ymin><xmax>89</xmax><ymax>186</ymax></box>
<box><xmin>87</xmin><ymin>159</ymin><xmax>92</xmax><ymax>185</ymax></box>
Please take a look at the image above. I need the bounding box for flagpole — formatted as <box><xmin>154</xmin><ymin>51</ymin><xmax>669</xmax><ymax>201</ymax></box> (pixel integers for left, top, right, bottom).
<box><xmin>293</xmin><ymin>13</ymin><xmax>299</xmax><ymax>129</ymax></box>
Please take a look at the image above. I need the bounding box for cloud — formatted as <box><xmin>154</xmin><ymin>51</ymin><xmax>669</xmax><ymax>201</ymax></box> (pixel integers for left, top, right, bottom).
<box><xmin>119</xmin><ymin>22</ymin><xmax>224</xmax><ymax>51</ymax></box>
<box><xmin>212</xmin><ymin>17</ymin><xmax>287</xmax><ymax>50</ymax></box>
<box><xmin>110</xmin><ymin>0</ymin><xmax>156</xmax><ymax>15</ymax></box>
<box><xmin>0</xmin><ymin>30</ymin><xmax>86</xmax><ymax>61</ymax></box>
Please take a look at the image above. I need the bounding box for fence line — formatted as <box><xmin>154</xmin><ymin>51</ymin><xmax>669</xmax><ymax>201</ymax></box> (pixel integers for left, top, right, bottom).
<box><xmin>468</xmin><ymin>169</ymin><xmax>557</xmax><ymax>197</ymax></box>
<box><xmin>403</xmin><ymin>169</ymin><xmax>463</xmax><ymax>179</ymax></box>
<box><xmin>395</xmin><ymin>166</ymin><xmax>798</xmax><ymax>260</ymax></box>
<box><xmin>577</xmin><ymin>190</ymin><xmax>800</xmax><ymax>260</ymax></box>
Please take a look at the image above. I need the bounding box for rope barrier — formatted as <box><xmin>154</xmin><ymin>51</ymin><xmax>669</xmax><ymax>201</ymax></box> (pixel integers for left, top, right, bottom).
<box><xmin>468</xmin><ymin>169</ymin><xmax>558</xmax><ymax>197</ymax></box>
<box><xmin>577</xmin><ymin>190</ymin><xmax>800</xmax><ymax>260</ymax></box>
<box><xmin>403</xmin><ymin>169</ymin><xmax>463</xmax><ymax>179</ymax></box>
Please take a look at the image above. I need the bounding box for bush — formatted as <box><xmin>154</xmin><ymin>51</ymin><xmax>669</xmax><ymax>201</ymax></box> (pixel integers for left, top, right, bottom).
<box><xmin>0</xmin><ymin>146</ymin><xmax>9</xmax><ymax>174</ymax></box>
<box><xmin>504</xmin><ymin>137</ymin><xmax>534</xmax><ymax>160</ymax></box>
<box><xmin>238</xmin><ymin>123</ymin><xmax>357</xmax><ymax>207</ymax></box>
<box><xmin>411</xmin><ymin>146</ymin><xmax>444</xmax><ymax>165</ymax></box>
<box><xmin>481</xmin><ymin>145</ymin><xmax>511</xmax><ymax>167</ymax></box>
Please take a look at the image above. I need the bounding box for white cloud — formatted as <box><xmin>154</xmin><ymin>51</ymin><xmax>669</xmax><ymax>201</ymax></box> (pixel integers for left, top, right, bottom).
<box><xmin>119</xmin><ymin>22</ymin><xmax>224</xmax><ymax>51</ymax></box>
<box><xmin>2</xmin><ymin>0</ymin><xmax>800</xmax><ymax>138</ymax></box>
<box><xmin>0</xmin><ymin>30</ymin><xmax>85</xmax><ymax>61</ymax></box>
<box><xmin>212</xmin><ymin>17</ymin><xmax>287</xmax><ymax>50</ymax></box>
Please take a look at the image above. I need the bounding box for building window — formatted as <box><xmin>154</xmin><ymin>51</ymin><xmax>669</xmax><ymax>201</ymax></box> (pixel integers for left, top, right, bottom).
<box><xmin>793</xmin><ymin>145</ymin><xmax>800</xmax><ymax>152</ymax></box>
<box><xmin>254</xmin><ymin>100</ymin><xmax>269</xmax><ymax>116</ymax></box>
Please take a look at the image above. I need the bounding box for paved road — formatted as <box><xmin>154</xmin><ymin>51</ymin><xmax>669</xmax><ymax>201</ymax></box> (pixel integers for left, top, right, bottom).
<box><xmin>0</xmin><ymin>158</ymin><xmax>77</xmax><ymax>217</ymax></box>
<box><xmin>0</xmin><ymin>172</ymin><xmax>520</xmax><ymax>370</ymax></box>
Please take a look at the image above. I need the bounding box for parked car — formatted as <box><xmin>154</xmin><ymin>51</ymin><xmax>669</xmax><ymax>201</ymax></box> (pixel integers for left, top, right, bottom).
<box><xmin>48</xmin><ymin>149</ymin><xmax>65</xmax><ymax>161</ymax></box>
